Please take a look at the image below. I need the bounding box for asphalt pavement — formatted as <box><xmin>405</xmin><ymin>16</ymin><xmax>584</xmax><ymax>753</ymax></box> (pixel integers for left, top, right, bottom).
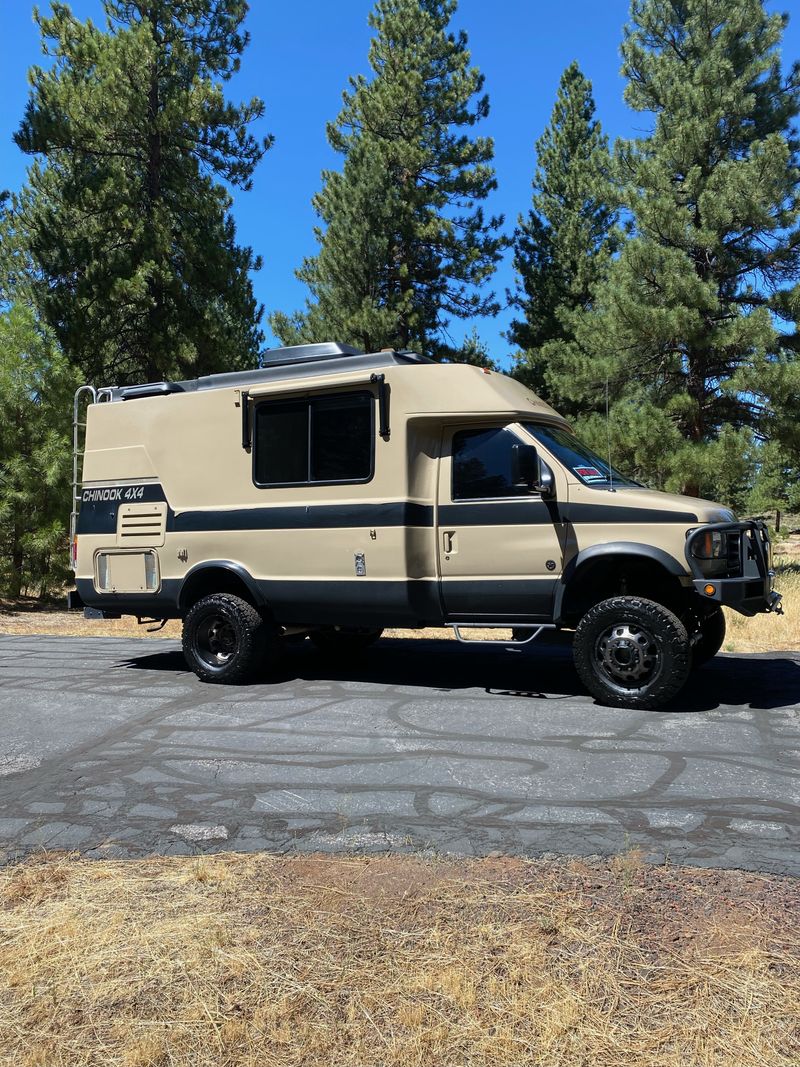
<box><xmin>0</xmin><ymin>632</ymin><xmax>798</xmax><ymax>874</ymax></box>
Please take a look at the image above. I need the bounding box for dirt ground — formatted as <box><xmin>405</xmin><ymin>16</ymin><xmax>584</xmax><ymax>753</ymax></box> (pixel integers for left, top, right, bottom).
<box><xmin>0</xmin><ymin>851</ymin><xmax>797</xmax><ymax>1067</ymax></box>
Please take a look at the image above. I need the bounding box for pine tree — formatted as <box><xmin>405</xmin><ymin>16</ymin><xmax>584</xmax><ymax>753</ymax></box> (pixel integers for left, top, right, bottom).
<box><xmin>509</xmin><ymin>62</ymin><xmax>618</xmax><ymax>401</ymax></box>
<box><xmin>0</xmin><ymin>303</ymin><xmax>77</xmax><ymax>597</ymax></box>
<box><xmin>453</xmin><ymin>326</ymin><xmax>497</xmax><ymax>368</ymax></box>
<box><xmin>748</xmin><ymin>440</ymin><xmax>800</xmax><ymax>516</ymax></box>
<box><xmin>574</xmin><ymin>0</ymin><xmax>800</xmax><ymax>500</ymax></box>
<box><xmin>271</xmin><ymin>139</ymin><xmax>404</xmax><ymax>353</ymax></box>
<box><xmin>15</xmin><ymin>1</ymin><xmax>271</xmax><ymax>386</ymax></box>
<box><xmin>271</xmin><ymin>0</ymin><xmax>503</xmax><ymax>360</ymax></box>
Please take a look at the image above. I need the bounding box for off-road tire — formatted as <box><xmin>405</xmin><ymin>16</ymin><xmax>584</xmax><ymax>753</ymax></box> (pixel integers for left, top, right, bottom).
<box><xmin>573</xmin><ymin>596</ymin><xmax>692</xmax><ymax>710</ymax></box>
<box><xmin>183</xmin><ymin>593</ymin><xmax>271</xmax><ymax>684</ymax></box>
<box><xmin>309</xmin><ymin>628</ymin><xmax>384</xmax><ymax>655</ymax></box>
<box><xmin>689</xmin><ymin>608</ymin><xmax>726</xmax><ymax>668</ymax></box>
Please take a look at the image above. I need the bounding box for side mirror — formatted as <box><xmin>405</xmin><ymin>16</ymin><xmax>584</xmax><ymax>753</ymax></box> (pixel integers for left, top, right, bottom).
<box><xmin>511</xmin><ymin>443</ymin><xmax>555</xmax><ymax>498</ymax></box>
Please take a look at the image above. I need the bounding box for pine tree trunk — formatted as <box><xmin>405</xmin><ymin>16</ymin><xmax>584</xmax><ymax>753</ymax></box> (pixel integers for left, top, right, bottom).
<box><xmin>683</xmin><ymin>352</ymin><xmax>706</xmax><ymax>497</ymax></box>
<box><xmin>396</xmin><ymin>241</ymin><xmax>412</xmax><ymax>351</ymax></box>
<box><xmin>145</xmin><ymin>10</ymin><xmax>163</xmax><ymax>382</ymax></box>
<box><xmin>9</xmin><ymin>521</ymin><xmax>23</xmax><ymax>599</ymax></box>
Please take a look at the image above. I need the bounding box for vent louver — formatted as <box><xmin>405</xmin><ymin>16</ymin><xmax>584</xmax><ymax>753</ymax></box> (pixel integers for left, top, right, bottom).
<box><xmin>116</xmin><ymin>502</ymin><xmax>167</xmax><ymax>547</ymax></box>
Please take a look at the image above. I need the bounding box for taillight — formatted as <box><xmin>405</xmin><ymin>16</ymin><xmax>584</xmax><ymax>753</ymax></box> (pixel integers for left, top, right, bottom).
<box><xmin>70</xmin><ymin>536</ymin><xmax>78</xmax><ymax>570</ymax></box>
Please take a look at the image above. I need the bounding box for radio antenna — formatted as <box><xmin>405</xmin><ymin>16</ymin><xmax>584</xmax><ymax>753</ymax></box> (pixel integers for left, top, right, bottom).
<box><xmin>606</xmin><ymin>374</ymin><xmax>614</xmax><ymax>493</ymax></box>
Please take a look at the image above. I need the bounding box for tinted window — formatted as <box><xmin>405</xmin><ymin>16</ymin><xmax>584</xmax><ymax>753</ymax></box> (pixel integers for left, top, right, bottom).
<box><xmin>254</xmin><ymin>400</ymin><xmax>308</xmax><ymax>485</ymax></box>
<box><xmin>254</xmin><ymin>392</ymin><xmax>373</xmax><ymax>486</ymax></box>
<box><xmin>452</xmin><ymin>427</ymin><xmax>530</xmax><ymax>500</ymax></box>
<box><xmin>311</xmin><ymin>394</ymin><xmax>372</xmax><ymax>482</ymax></box>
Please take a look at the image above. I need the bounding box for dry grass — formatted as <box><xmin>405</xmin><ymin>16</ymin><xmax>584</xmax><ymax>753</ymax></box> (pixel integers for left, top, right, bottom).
<box><xmin>0</xmin><ymin>852</ymin><xmax>797</xmax><ymax>1067</ymax></box>
<box><xmin>722</xmin><ymin>562</ymin><xmax>799</xmax><ymax>654</ymax></box>
<box><xmin>0</xmin><ymin>598</ymin><xmax>182</xmax><ymax>640</ymax></box>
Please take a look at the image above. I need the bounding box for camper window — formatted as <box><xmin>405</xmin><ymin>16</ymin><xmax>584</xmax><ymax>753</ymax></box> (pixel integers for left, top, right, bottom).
<box><xmin>253</xmin><ymin>391</ymin><xmax>374</xmax><ymax>487</ymax></box>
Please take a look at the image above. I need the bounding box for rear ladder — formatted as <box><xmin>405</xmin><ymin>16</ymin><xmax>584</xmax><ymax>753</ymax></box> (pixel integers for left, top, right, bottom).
<box><xmin>70</xmin><ymin>385</ymin><xmax>97</xmax><ymax>568</ymax></box>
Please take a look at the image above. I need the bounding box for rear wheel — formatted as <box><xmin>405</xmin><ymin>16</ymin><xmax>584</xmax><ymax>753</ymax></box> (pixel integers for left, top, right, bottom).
<box><xmin>573</xmin><ymin>596</ymin><xmax>691</xmax><ymax>710</ymax></box>
<box><xmin>309</xmin><ymin>628</ymin><xmax>383</xmax><ymax>654</ymax></box>
<box><xmin>689</xmin><ymin>608</ymin><xmax>726</xmax><ymax>668</ymax></box>
<box><xmin>183</xmin><ymin>593</ymin><xmax>273</xmax><ymax>684</ymax></box>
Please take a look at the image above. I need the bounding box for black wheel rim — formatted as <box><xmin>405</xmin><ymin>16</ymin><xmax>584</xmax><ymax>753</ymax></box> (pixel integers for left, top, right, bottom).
<box><xmin>594</xmin><ymin>622</ymin><xmax>661</xmax><ymax>690</ymax></box>
<box><xmin>194</xmin><ymin>612</ymin><xmax>238</xmax><ymax>670</ymax></box>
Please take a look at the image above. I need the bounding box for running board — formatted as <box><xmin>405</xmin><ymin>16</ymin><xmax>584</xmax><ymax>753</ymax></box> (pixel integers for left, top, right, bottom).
<box><xmin>449</xmin><ymin>623</ymin><xmax>557</xmax><ymax>646</ymax></box>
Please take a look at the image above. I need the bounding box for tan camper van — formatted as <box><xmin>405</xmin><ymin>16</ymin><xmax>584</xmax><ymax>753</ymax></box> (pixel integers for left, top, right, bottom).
<box><xmin>69</xmin><ymin>343</ymin><xmax>782</xmax><ymax>709</ymax></box>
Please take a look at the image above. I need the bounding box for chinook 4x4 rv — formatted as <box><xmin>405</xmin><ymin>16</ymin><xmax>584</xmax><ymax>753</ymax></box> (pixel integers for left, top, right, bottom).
<box><xmin>68</xmin><ymin>342</ymin><xmax>782</xmax><ymax>709</ymax></box>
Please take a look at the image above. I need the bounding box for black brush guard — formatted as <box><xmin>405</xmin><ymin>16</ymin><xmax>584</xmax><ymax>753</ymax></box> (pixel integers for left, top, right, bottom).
<box><xmin>685</xmin><ymin>520</ymin><xmax>783</xmax><ymax>617</ymax></box>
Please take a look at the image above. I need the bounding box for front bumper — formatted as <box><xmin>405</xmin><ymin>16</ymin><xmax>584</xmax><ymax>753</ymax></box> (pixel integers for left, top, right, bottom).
<box><xmin>685</xmin><ymin>520</ymin><xmax>783</xmax><ymax>617</ymax></box>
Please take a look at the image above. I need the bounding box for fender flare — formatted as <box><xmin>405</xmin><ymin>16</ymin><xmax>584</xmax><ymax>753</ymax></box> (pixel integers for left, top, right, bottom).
<box><xmin>177</xmin><ymin>560</ymin><xmax>264</xmax><ymax>613</ymax></box>
<box><xmin>554</xmin><ymin>542</ymin><xmax>686</xmax><ymax>624</ymax></box>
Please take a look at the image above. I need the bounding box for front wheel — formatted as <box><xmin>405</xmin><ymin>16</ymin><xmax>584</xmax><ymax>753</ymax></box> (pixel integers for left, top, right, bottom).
<box><xmin>573</xmin><ymin>596</ymin><xmax>691</xmax><ymax>710</ymax></box>
<box><xmin>183</xmin><ymin>593</ymin><xmax>273</xmax><ymax>684</ymax></box>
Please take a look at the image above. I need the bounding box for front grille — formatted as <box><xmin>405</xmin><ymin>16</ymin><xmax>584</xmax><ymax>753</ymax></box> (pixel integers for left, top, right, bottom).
<box><xmin>725</xmin><ymin>530</ymin><xmax>742</xmax><ymax>577</ymax></box>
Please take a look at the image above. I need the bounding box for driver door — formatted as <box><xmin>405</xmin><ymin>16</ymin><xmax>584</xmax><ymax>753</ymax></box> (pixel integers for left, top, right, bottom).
<box><xmin>437</xmin><ymin>424</ymin><xmax>566</xmax><ymax>621</ymax></box>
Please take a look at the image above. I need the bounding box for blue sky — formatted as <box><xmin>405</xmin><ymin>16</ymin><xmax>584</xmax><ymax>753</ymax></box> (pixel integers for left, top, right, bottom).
<box><xmin>1</xmin><ymin>1</ymin><xmax>798</xmax><ymax>365</ymax></box>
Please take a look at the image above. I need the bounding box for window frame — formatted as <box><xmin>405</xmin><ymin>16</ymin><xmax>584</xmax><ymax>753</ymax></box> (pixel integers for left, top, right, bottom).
<box><xmin>252</xmin><ymin>389</ymin><xmax>376</xmax><ymax>489</ymax></box>
<box><xmin>449</xmin><ymin>424</ymin><xmax>546</xmax><ymax>503</ymax></box>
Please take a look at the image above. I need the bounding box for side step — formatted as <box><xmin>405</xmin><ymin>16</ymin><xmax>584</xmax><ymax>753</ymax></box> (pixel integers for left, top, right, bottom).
<box><xmin>448</xmin><ymin>623</ymin><xmax>557</xmax><ymax>646</ymax></box>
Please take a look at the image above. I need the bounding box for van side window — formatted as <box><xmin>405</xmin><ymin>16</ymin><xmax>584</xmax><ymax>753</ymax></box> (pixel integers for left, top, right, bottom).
<box><xmin>254</xmin><ymin>392</ymin><xmax>373</xmax><ymax>486</ymax></box>
<box><xmin>452</xmin><ymin>427</ymin><xmax>530</xmax><ymax>500</ymax></box>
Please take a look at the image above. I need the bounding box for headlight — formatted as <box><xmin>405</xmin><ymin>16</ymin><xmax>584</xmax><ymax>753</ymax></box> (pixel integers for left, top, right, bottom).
<box><xmin>690</xmin><ymin>529</ymin><xmax>729</xmax><ymax>559</ymax></box>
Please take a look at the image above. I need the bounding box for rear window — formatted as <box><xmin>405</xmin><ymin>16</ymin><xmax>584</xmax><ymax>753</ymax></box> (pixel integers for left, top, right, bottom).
<box><xmin>254</xmin><ymin>392</ymin><xmax>373</xmax><ymax>486</ymax></box>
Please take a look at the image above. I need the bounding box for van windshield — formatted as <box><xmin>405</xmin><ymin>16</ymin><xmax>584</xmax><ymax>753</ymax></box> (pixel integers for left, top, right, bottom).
<box><xmin>524</xmin><ymin>424</ymin><xmax>641</xmax><ymax>489</ymax></box>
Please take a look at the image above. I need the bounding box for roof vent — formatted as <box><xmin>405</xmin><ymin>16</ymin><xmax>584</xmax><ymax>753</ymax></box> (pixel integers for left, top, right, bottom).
<box><xmin>259</xmin><ymin>342</ymin><xmax>364</xmax><ymax>368</ymax></box>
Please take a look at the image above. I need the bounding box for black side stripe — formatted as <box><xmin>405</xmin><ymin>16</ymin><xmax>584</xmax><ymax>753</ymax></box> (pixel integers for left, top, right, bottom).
<box><xmin>439</xmin><ymin>501</ymin><xmax>552</xmax><ymax>526</ymax></box>
<box><xmin>563</xmin><ymin>503</ymin><xmax>698</xmax><ymax>524</ymax></box>
<box><xmin>439</xmin><ymin>501</ymin><xmax>697</xmax><ymax>525</ymax></box>
<box><xmin>76</xmin><ymin>482</ymin><xmax>698</xmax><ymax>536</ymax></box>
<box><xmin>168</xmin><ymin>501</ymin><xmax>433</xmax><ymax>533</ymax></box>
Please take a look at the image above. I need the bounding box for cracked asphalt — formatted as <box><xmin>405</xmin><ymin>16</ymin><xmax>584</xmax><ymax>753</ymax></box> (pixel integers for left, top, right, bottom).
<box><xmin>0</xmin><ymin>632</ymin><xmax>798</xmax><ymax>873</ymax></box>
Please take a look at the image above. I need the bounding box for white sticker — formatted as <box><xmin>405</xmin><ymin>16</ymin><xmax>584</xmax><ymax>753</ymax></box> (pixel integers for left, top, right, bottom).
<box><xmin>574</xmin><ymin>465</ymin><xmax>605</xmax><ymax>481</ymax></box>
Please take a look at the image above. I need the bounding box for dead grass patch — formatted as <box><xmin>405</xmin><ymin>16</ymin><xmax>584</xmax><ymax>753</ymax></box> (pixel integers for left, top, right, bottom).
<box><xmin>723</xmin><ymin>562</ymin><xmax>799</xmax><ymax>654</ymax></box>
<box><xmin>0</xmin><ymin>852</ymin><xmax>797</xmax><ymax>1066</ymax></box>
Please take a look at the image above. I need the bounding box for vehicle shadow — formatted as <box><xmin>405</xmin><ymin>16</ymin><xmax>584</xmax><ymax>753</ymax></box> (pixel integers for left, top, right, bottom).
<box><xmin>117</xmin><ymin>632</ymin><xmax>800</xmax><ymax>713</ymax></box>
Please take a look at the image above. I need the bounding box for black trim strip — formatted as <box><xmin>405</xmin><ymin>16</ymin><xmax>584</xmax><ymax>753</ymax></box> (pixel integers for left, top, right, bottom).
<box><xmin>563</xmin><ymin>503</ymin><xmax>698</xmax><ymax>524</ymax></box>
<box><xmin>76</xmin><ymin>490</ymin><xmax>434</xmax><ymax>536</ymax></box>
<box><xmin>440</xmin><ymin>501</ymin><xmax>697</xmax><ymax>527</ymax></box>
<box><xmin>169</xmin><ymin>501</ymin><xmax>432</xmax><ymax>533</ymax></box>
<box><xmin>75</xmin><ymin>575</ymin><xmax>556</xmax><ymax>627</ymax></box>
<box><xmin>241</xmin><ymin>390</ymin><xmax>251</xmax><ymax>450</ymax></box>
<box><xmin>439</xmin><ymin>501</ymin><xmax>552</xmax><ymax>526</ymax></box>
<box><xmin>76</xmin><ymin>483</ymin><xmax>698</xmax><ymax>537</ymax></box>
<box><xmin>75</xmin><ymin>578</ymin><xmax>182</xmax><ymax>619</ymax></box>
<box><xmin>441</xmin><ymin>578</ymin><xmax>557</xmax><ymax>619</ymax></box>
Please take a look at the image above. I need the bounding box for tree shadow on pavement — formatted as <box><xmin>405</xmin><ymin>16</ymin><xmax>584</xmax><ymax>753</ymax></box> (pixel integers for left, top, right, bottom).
<box><xmin>117</xmin><ymin>632</ymin><xmax>800</xmax><ymax>714</ymax></box>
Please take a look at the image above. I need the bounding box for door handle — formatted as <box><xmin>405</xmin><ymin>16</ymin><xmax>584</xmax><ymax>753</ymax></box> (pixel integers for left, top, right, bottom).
<box><xmin>443</xmin><ymin>530</ymin><xmax>457</xmax><ymax>555</ymax></box>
